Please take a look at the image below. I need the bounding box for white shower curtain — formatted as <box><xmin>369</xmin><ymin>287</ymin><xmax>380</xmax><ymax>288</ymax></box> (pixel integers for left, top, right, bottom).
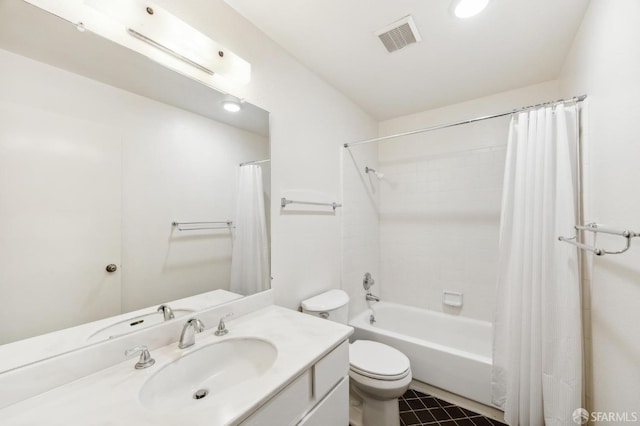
<box><xmin>230</xmin><ymin>165</ymin><xmax>270</xmax><ymax>295</ymax></box>
<box><xmin>492</xmin><ymin>104</ymin><xmax>583</xmax><ymax>425</ymax></box>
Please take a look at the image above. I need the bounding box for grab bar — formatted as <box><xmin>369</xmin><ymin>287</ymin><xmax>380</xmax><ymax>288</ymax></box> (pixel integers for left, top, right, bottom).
<box><xmin>172</xmin><ymin>221</ymin><xmax>234</xmax><ymax>231</ymax></box>
<box><xmin>280</xmin><ymin>197</ymin><xmax>342</xmax><ymax>211</ymax></box>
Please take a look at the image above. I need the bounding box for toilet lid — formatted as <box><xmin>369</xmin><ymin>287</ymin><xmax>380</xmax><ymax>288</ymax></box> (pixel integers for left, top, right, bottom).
<box><xmin>349</xmin><ymin>340</ymin><xmax>410</xmax><ymax>381</ymax></box>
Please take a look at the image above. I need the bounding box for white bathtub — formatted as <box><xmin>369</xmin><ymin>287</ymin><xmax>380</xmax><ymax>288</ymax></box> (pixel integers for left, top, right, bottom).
<box><xmin>349</xmin><ymin>302</ymin><xmax>494</xmax><ymax>407</ymax></box>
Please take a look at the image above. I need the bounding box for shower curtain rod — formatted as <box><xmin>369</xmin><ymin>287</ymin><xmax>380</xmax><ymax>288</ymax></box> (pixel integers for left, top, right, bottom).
<box><xmin>343</xmin><ymin>94</ymin><xmax>587</xmax><ymax>148</ymax></box>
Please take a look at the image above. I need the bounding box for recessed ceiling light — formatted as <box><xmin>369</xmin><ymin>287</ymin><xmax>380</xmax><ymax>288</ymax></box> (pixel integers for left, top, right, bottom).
<box><xmin>453</xmin><ymin>0</ymin><xmax>490</xmax><ymax>19</ymax></box>
<box><xmin>222</xmin><ymin>95</ymin><xmax>242</xmax><ymax>113</ymax></box>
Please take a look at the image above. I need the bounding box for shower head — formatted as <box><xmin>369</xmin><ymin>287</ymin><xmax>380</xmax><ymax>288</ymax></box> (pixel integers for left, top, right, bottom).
<box><xmin>365</xmin><ymin>166</ymin><xmax>384</xmax><ymax>179</ymax></box>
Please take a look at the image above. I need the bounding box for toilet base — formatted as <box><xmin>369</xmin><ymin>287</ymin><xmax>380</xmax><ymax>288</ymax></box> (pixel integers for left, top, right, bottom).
<box><xmin>348</xmin><ymin>371</ymin><xmax>411</xmax><ymax>426</ymax></box>
<box><xmin>348</xmin><ymin>390</ymin><xmax>364</xmax><ymax>426</ymax></box>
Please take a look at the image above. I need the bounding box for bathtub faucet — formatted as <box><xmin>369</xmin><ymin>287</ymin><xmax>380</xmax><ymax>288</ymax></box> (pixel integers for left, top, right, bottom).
<box><xmin>366</xmin><ymin>293</ymin><xmax>380</xmax><ymax>302</ymax></box>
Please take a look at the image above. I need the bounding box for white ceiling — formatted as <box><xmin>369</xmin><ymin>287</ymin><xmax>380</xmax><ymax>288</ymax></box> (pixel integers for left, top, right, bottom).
<box><xmin>225</xmin><ymin>0</ymin><xmax>590</xmax><ymax>120</ymax></box>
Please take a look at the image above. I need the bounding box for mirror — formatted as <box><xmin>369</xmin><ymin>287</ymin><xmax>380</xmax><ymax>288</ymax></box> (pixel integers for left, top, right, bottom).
<box><xmin>0</xmin><ymin>0</ymin><xmax>270</xmax><ymax>372</ymax></box>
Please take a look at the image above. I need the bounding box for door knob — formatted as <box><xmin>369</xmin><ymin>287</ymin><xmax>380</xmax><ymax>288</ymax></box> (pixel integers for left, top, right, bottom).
<box><xmin>106</xmin><ymin>264</ymin><xmax>118</xmax><ymax>273</ymax></box>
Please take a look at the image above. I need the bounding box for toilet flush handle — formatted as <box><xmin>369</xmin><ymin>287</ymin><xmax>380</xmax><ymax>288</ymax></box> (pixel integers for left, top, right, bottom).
<box><xmin>319</xmin><ymin>312</ymin><xmax>329</xmax><ymax>319</ymax></box>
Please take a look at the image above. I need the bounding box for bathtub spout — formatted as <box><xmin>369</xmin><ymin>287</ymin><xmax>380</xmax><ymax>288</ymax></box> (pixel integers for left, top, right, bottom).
<box><xmin>366</xmin><ymin>293</ymin><xmax>380</xmax><ymax>302</ymax></box>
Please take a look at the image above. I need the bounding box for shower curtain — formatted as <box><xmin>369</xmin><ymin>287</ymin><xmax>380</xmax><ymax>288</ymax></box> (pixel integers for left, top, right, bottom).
<box><xmin>230</xmin><ymin>165</ymin><xmax>269</xmax><ymax>295</ymax></box>
<box><xmin>492</xmin><ymin>104</ymin><xmax>582</xmax><ymax>425</ymax></box>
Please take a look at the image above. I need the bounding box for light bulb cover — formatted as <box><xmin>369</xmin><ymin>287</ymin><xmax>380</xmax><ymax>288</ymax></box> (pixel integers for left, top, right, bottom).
<box><xmin>222</xmin><ymin>95</ymin><xmax>242</xmax><ymax>113</ymax></box>
<box><xmin>453</xmin><ymin>0</ymin><xmax>490</xmax><ymax>19</ymax></box>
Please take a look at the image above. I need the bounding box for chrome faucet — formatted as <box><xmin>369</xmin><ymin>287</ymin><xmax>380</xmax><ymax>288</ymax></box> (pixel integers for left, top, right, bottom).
<box><xmin>214</xmin><ymin>313</ymin><xmax>234</xmax><ymax>336</ymax></box>
<box><xmin>178</xmin><ymin>318</ymin><xmax>205</xmax><ymax>349</ymax></box>
<box><xmin>124</xmin><ymin>345</ymin><xmax>155</xmax><ymax>369</ymax></box>
<box><xmin>157</xmin><ymin>304</ymin><xmax>175</xmax><ymax>321</ymax></box>
<box><xmin>366</xmin><ymin>293</ymin><xmax>380</xmax><ymax>302</ymax></box>
<box><xmin>363</xmin><ymin>272</ymin><xmax>380</xmax><ymax>302</ymax></box>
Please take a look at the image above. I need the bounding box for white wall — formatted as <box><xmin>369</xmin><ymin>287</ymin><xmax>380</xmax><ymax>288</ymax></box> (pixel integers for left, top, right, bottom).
<box><xmin>149</xmin><ymin>0</ymin><xmax>378</xmax><ymax>309</ymax></box>
<box><xmin>121</xmin><ymin>96</ymin><xmax>268</xmax><ymax>311</ymax></box>
<box><xmin>0</xmin><ymin>49</ymin><xmax>122</xmax><ymax>343</ymax></box>
<box><xmin>372</xmin><ymin>81</ymin><xmax>560</xmax><ymax>321</ymax></box>
<box><xmin>559</xmin><ymin>0</ymin><xmax>640</xmax><ymax>418</ymax></box>
<box><xmin>0</xmin><ymin>48</ymin><xmax>268</xmax><ymax>342</ymax></box>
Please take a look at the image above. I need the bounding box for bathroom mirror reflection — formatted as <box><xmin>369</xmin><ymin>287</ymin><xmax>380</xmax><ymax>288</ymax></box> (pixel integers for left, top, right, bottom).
<box><xmin>0</xmin><ymin>0</ymin><xmax>270</xmax><ymax>372</ymax></box>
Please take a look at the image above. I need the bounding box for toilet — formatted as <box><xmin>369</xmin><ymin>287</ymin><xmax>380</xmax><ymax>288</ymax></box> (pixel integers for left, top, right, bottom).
<box><xmin>301</xmin><ymin>290</ymin><xmax>411</xmax><ymax>426</ymax></box>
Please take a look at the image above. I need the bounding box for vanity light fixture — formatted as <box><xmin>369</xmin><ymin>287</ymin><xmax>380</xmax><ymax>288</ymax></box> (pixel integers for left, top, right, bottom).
<box><xmin>84</xmin><ymin>0</ymin><xmax>251</xmax><ymax>85</ymax></box>
<box><xmin>452</xmin><ymin>0</ymin><xmax>491</xmax><ymax>19</ymax></box>
<box><xmin>222</xmin><ymin>95</ymin><xmax>242</xmax><ymax>113</ymax></box>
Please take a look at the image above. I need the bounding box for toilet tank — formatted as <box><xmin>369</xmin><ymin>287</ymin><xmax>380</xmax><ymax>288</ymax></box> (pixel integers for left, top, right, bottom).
<box><xmin>301</xmin><ymin>289</ymin><xmax>350</xmax><ymax>324</ymax></box>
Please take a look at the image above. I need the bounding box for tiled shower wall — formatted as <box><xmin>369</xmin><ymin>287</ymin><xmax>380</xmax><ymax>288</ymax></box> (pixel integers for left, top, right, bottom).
<box><xmin>377</xmin><ymin>118</ymin><xmax>509</xmax><ymax>322</ymax></box>
<box><xmin>341</xmin><ymin>82</ymin><xmax>561</xmax><ymax>321</ymax></box>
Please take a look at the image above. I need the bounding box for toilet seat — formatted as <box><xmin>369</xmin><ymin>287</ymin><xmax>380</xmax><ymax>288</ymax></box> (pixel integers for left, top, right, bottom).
<box><xmin>349</xmin><ymin>340</ymin><xmax>410</xmax><ymax>381</ymax></box>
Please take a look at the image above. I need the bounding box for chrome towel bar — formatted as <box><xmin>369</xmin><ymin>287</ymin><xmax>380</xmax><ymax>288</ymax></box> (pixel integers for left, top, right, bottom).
<box><xmin>172</xmin><ymin>221</ymin><xmax>234</xmax><ymax>231</ymax></box>
<box><xmin>280</xmin><ymin>197</ymin><xmax>342</xmax><ymax>211</ymax></box>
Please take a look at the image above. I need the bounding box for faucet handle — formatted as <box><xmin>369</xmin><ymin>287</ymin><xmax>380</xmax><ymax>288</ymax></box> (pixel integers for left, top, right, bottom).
<box><xmin>363</xmin><ymin>272</ymin><xmax>375</xmax><ymax>290</ymax></box>
<box><xmin>215</xmin><ymin>313</ymin><xmax>233</xmax><ymax>336</ymax></box>
<box><xmin>124</xmin><ymin>345</ymin><xmax>155</xmax><ymax>369</ymax></box>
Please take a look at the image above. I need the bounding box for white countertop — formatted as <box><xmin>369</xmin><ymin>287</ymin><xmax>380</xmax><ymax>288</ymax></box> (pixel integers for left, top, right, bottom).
<box><xmin>0</xmin><ymin>289</ymin><xmax>243</xmax><ymax>373</ymax></box>
<box><xmin>0</xmin><ymin>305</ymin><xmax>353</xmax><ymax>425</ymax></box>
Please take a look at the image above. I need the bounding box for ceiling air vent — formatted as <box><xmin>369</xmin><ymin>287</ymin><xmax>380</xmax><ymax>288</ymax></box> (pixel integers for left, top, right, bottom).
<box><xmin>375</xmin><ymin>15</ymin><xmax>422</xmax><ymax>53</ymax></box>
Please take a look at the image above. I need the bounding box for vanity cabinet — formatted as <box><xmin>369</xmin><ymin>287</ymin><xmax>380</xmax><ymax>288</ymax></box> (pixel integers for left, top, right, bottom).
<box><xmin>241</xmin><ymin>340</ymin><xmax>349</xmax><ymax>426</ymax></box>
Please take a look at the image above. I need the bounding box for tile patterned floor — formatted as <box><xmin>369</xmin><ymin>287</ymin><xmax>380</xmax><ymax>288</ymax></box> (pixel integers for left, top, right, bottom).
<box><xmin>399</xmin><ymin>389</ymin><xmax>507</xmax><ymax>426</ymax></box>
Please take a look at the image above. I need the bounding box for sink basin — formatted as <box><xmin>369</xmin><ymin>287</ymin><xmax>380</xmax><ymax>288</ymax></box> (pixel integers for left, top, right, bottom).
<box><xmin>87</xmin><ymin>309</ymin><xmax>194</xmax><ymax>342</ymax></box>
<box><xmin>139</xmin><ymin>338</ymin><xmax>277</xmax><ymax>412</ymax></box>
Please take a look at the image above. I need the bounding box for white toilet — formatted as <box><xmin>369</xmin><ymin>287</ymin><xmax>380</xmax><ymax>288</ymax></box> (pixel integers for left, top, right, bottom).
<box><xmin>301</xmin><ymin>290</ymin><xmax>412</xmax><ymax>426</ymax></box>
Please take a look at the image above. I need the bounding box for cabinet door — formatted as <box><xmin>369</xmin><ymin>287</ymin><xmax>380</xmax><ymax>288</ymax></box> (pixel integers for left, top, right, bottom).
<box><xmin>298</xmin><ymin>377</ymin><xmax>349</xmax><ymax>426</ymax></box>
<box><xmin>0</xmin><ymin>99</ymin><xmax>122</xmax><ymax>344</ymax></box>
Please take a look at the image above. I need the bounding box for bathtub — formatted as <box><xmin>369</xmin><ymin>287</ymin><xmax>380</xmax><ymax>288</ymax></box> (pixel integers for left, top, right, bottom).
<box><xmin>349</xmin><ymin>302</ymin><xmax>494</xmax><ymax>407</ymax></box>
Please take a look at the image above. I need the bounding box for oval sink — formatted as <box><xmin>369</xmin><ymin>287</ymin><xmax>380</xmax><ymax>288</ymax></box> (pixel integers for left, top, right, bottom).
<box><xmin>139</xmin><ymin>338</ymin><xmax>277</xmax><ymax>412</ymax></box>
<box><xmin>87</xmin><ymin>309</ymin><xmax>194</xmax><ymax>342</ymax></box>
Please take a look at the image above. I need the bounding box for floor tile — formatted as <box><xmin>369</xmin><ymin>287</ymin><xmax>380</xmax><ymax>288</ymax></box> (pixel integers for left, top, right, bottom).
<box><xmin>429</xmin><ymin>407</ymin><xmax>453</xmax><ymax>421</ymax></box>
<box><xmin>471</xmin><ymin>416</ymin><xmax>496</xmax><ymax>426</ymax></box>
<box><xmin>404</xmin><ymin>389</ymin><xmax>421</xmax><ymax>399</ymax></box>
<box><xmin>414</xmin><ymin>409</ymin><xmax>437</xmax><ymax>423</ymax></box>
<box><xmin>394</xmin><ymin>388</ymin><xmax>504</xmax><ymax>426</ymax></box>
<box><xmin>443</xmin><ymin>405</ymin><xmax>468</xmax><ymax>419</ymax></box>
<box><xmin>400</xmin><ymin>411</ymin><xmax>421</xmax><ymax>425</ymax></box>
<box><xmin>406</xmin><ymin>398</ymin><xmax>428</xmax><ymax>410</ymax></box>
<box><xmin>456</xmin><ymin>418</ymin><xmax>478</xmax><ymax>426</ymax></box>
<box><xmin>421</xmin><ymin>396</ymin><xmax>442</xmax><ymax>409</ymax></box>
<box><xmin>399</xmin><ymin>398</ymin><xmax>411</xmax><ymax>412</ymax></box>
